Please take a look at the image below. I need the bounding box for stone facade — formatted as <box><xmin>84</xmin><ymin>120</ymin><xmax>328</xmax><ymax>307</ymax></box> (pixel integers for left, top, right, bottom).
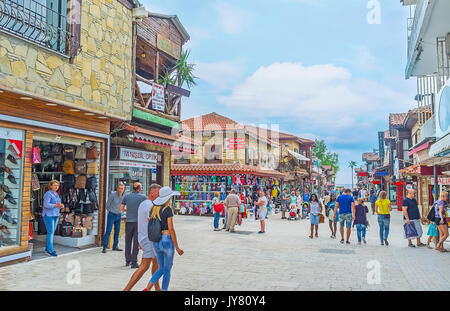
<box><xmin>0</xmin><ymin>0</ymin><xmax>133</xmax><ymax>120</ymax></box>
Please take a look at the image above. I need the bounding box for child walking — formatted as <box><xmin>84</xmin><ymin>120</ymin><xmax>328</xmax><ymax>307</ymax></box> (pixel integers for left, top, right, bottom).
<box><xmin>354</xmin><ymin>198</ymin><xmax>369</xmax><ymax>244</ymax></box>
<box><xmin>212</xmin><ymin>192</ymin><xmax>224</xmax><ymax>231</ymax></box>
<box><xmin>426</xmin><ymin>220</ymin><xmax>439</xmax><ymax>249</ymax></box>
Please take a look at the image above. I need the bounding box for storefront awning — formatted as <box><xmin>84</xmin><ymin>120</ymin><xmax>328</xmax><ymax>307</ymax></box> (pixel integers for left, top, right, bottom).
<box><xmin>287</xmin><ymin>149</ymin><xmax>310</xmax><ymax>162</ymax></box>
<box><xmin>429</xmin><ymin>134</ymin><xmax>450</xmax><ymax>157</ymax></box>
<box><xmin>133</xmin><ymin>127</ymin><xmax>198</xmax><ymax>154</ymax></box>
<box><xmin>171</xmin><ymin>163</ymin><xmax>286</xmax><ymax>179</ymax></box>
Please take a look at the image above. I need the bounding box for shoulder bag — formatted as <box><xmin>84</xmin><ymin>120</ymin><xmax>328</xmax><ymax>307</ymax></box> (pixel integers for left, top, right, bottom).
<box><xmin>147</xmin><ymin>206</ymin><xmax>163</xmax><ymax>242</ymax></box>
<box><xmin>75</xmin><ymin>145</ymin><xmax>87</xmax><ymax>159</ymax></box>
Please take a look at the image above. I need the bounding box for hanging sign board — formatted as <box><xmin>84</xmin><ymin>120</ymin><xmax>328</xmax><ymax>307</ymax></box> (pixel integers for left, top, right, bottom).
<box><xmin>151</xmin><ymin>83</ymin><xmax>165</xmax><ymax>112</ymax></box>
<box><xmin>375</xmin><ymin>172</ymin><xmax>389</xmax><ymax>176</ymax></box>
<box><xmin>157</xmin><ymin>34</ymin><xmax>181</xmax><ymax>59</ymax></box>
<box><xmin>120</xmin><ymin>148</ymin><xmax>160</xmax><ymax>163</ymax></box>
<box><xmin>224</xmin><ymin>138</ymin><xmax>246</xmax><ymax>150</ymax></box>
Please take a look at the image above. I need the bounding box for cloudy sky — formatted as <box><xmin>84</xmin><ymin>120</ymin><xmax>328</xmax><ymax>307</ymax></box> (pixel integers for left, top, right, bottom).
<box><xmin>141</xmin><ymin>0</ymin><xmax>417</xmax><ymax>185</ymax></box>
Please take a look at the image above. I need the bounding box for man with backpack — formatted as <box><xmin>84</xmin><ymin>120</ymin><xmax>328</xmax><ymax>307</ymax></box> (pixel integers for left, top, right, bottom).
<box><xmin>121</xmin><ymin>182</ymin><xmax>147</xmax><ymax>269</ymax></box>
<box><xmin>123</xmin><ymin>184</ymin><xmax>162</xmax><ymax>291</ymax></box>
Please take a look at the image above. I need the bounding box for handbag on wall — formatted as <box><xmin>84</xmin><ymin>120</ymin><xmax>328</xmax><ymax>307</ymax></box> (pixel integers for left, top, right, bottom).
<box><xmin>64</xmin><ymin>146</ymin><xmax>75</xmax><ymax>160</ymax></box>
<box><xmin>63</xmin><ymin>160</ymin><xmax>75</xmax><ymax>175</ymax></box>
<box><xmin>31</xmin><ymin>174</ymin><xmax>40</xmax><ymax>191</ymax></box>
<box><xmin>75</xmin><ymin>160</ymin><xmax>87</xmax><ymax>175</ymax></box>
<box><xmin>86</xmin><ymin>146</ymin><xmax>99</xmax><ymax>160</ymax></box>
<box><xmin>32</xmin><ymin>147</ymin><xmax>41</xmax><ymax>164</ymax></box>
<box><xmin>75</xmin><ymin>145</ymin><xmax>87</xmax><ymax>159</ymax></box>
<box><xmin>86</xmin><ymin>162</ymin><xmax>98</xmax><ymax>175</ymax></box>
<box><xmin>75</xmin><ymin>175</ymin><xmax>87</xmax><ymax>189</ymax></box>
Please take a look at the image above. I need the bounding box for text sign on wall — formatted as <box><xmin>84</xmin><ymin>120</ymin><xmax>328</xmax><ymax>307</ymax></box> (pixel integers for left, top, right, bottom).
<box><xmin>110</xmin><ymin>161</ymin><xmax>157</xmax><ymax>169</ymax></box>
<box><xmin>224</xmin><ymin>138</ymin><xmax>246</xmax><ymax>150</ymax></box>
<box><xmin>151</xmin><ymin>83</ymin><xmax>165</xmax><ymax>112</ymax></box>
<box><xmin>157</xmin><ymin>34</ymin><xmax>181</xmax><ymax>59</ymax></box>
<box><xmin>120</xmin><ymin>148</ymin><xmax>160</xmax><ymax>163</ymax></box>
<box><xmin>378</xmin><ymin>131</ymin><xmax>385</xmax><ymax>159</ymax></box>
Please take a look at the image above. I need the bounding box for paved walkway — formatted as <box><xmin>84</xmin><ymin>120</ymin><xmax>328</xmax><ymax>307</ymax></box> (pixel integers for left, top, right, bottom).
<box><xmin>1</xmin><ymin>208</ymin><xmax>449</xmax><ymax>291</ymax></box>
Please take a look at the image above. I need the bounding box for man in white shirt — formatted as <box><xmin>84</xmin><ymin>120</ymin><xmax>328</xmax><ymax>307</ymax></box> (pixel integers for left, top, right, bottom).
<box><xmin>359</xmin><ymin>188</ymin><xmax>366</xmax><ymax>201</ymax></box>
<box><xmin>123</xmin><ymin>184</ymin><xmax>162</xmax><ymax>291</ymax></box>
<box><xmin>255</xmin><ymin>190</ymin><xmax>268</xmax><ymax>234</ymax></box>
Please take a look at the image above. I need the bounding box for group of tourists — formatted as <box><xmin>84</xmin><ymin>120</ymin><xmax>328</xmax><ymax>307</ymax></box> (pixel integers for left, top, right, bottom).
<box><xmin>101</xmin><ymin>182</ymin><xmax>184</xmax><ymax>291</ymax></box>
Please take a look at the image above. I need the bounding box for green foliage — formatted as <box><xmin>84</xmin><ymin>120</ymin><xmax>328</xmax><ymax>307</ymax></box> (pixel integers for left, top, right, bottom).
<box><xmin>158</xmin><ymin>49</ymin><xmax>198</xmax><ymax>89</ymax></box>
<box><xmin>311</xmin><ymin>139</ymin><xmax>340</xmax><ymax>174</ymax></box>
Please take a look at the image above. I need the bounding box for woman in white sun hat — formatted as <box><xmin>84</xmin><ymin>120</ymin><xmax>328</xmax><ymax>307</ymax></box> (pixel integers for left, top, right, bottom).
<box><xmin>144</xmin><ymin>186</ymin><xmax>184</xmax><ymax>291</ymax></box>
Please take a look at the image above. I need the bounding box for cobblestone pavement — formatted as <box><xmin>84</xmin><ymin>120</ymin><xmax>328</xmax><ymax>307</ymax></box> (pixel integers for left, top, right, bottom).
<box><xmin>1</xmin><ymin>208</ymin><xmax>449</xmax><ymax>291</ymax></box>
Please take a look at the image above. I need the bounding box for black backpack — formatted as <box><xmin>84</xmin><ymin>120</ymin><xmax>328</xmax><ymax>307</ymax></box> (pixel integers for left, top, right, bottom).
<box><xmin>63</xmin><ymin>174</ymin><xmax>75</xmax><ymax>189</ymax></box>
<box><xmin>147</xmin><ymin>206</ymin><xmax>165</xmax><ymax>242</ymax></box>
<box><xmin>85</xmin><ymin>177</ymin><xmax>97</xmax><ymax>191</ymax></box>
<box><xmin>427</xmin><ymin>203</ymin><xmax>436</xmax><ymax>222</ymax></box>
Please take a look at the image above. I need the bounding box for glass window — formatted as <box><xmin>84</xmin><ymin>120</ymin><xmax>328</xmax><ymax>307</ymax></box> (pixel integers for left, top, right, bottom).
<box><xmin>0</xmin><ymin>127</ymin><xmax>24</xmax><ymax>249</ymax></box>
<box><xmin>204</xmin><ymin>145</ymin><xmax>222</xmax><ymax>163</ymax></box>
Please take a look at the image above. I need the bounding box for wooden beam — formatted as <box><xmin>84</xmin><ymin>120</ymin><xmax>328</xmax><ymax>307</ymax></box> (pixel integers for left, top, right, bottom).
<box><xmin>155</xmin><ymin>51</ymin><xmax>160</xmax><ymax>84</ymax></box>
<box><xmin>136</xmin><ymin>74</ymin><xmax>153</xmax><ymax>86</ymax></box>
<box><xmin>135</xmin><ymin>81</ymin><xmax>145</xmax><ymax>107</ymax></box>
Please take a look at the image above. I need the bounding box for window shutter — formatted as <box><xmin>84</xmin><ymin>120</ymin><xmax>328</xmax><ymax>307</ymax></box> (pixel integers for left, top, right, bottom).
<box><xmin>69</xmin><ymin>0</ymin><xmax>82</xmax><ymax>60</ymax></box>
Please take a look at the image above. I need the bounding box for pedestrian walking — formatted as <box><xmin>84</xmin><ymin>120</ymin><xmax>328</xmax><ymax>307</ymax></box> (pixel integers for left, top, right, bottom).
<box><xmin>359</xmin><ymin>188</ymin><xmax>366</xmax><ymax>201</ymax></box>
<box><xmin>426</xmin><ymin>219</ymin><xmax>439</xmax><ymax>250</ymax></box>
<box><xmin>123</xmin><ymin>184</ymin><xmax>162</xmax><ymax>291</ymax></box>
<box><xmin>302</xmin><ymin>188</ymin><xmax>310</xmax><ymax>204</ymax></box>
<box><xmin>43</xmin><ymin>180</ymin><xmax>64</xmax><ymax>257</ymax></box>
<box><xmin>375</xmin><ymin>191</ymin><xmax>391</xmax><ymax>246</ymax></box>
<box><xmin>401</xmin><ymin>189</ymin><xmax>425</xmax><ymax>248</ymax></box>
<box><xmin>281</xmin><ymin>189</ymin><xmax>289</xmax><ymax>219</ymax></box>
<box><xmin>144</xmin><ymin>186</ymin><xmax>183</xmax><ymax>291</ymax></box>
<box><xmin>225</xmin><ymin>189</ymin><xmax>241</xmax><ymax>232</ymax></box>
<box><xmin>434</xmin><ymin>191</ymin><xmax>449</xmax><ymax>252</ymax></box>
<box><xmin>212</xmin><ymin>192</ymin><xmax>224</xmax><ymax>231</ymax></box>
<box><xmin>255</xmin><ymin>190</ymin><xmax>268</xmax><ymax>234</ymax></box>
<box><xmin>121</xmin><ymin>182</ymin><xmax>147</xmax><ymax>268</ymax></box>
<box><xmin>308</xmin><ymin>194</ymin><xmax>322</xmax><ymax>238</ymax></box>
<box><xmin>327</xmin><ymin>194</ymin><xmax>338</xmax><ymax>238</ymax></box>
<box><xmin>369</xmin><ymin>190</ymin><xmax>377</xmax><ymax>215</ymax></box>
<box><xmin>102</xmin><ymin>182</ymin><xmax>125</xmax><ymax>253</ymax></box>
<box><xmin>354</xmin><ymin>198</ymin><xmax>369</xmax><ymax>245</ymax></box>
<box><xmin>296</xmin><ymin>191</ymin><xmax>302</xmax><ymax>217</ymax></box>
<box><xmin>335</xmin><ymin>189</ymin><xmax>355</xmax><ymax>244</ymax></box>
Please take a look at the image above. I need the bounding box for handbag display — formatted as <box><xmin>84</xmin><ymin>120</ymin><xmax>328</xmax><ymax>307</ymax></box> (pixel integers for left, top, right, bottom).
<box><xmin>64</xmin><ymin>146</ymin><xmax>75</xmax><ymax>160</ymax></box>
<box><xmin>75</xmin><ymin>175</ymin><xmax>87</xmax><ymax>189</ymax></box>
<box><xmin>86</xmin><ymin>177</ymin><xmax>97</xmax><ymax>191</ymax></box>
<box><xmin>81</xmin><ymin>216</ymin><xmax>94</xmax><ymax>230</ymax></box>
<box><xmin>72</xmin><ymin>226</ymin><xmax>86</xmax><ymax>238</ymax></box>
<box><xmin>32</xmin><ymin>147</ymin><xmax>41</xmax><ymax>164</ymax></box>
<box><xmin>63</xmin><ymin>160</ymin><xmax>75</xmax><ymax>175</ymax></box>
<box><xmin>31</xmin><ymin>174</ymin><xmax>40</xmax><ymax>191</ymax></box>
<box><xmin>75</xmin><ymin>160</ymin><xmax>87</xmax><ymax>175</ymax></box>
<box><xmin>86</xmin><ymin>146</ymin><xmax>99</xmax><ymax>160</ymax></box>
<box><xmin>82</xmin><ymin>203</ymin><xmax>93</xmax><ymax>214</ymax></box>
<box><xmin>86</xmin><ymin>161</ymin><xmax>98</xmax><ymax>175</ymax></box>
<box><xmin>75</xmin><ymin>145</ymin><xmax>87</xmax><ymax>159</ymax></box>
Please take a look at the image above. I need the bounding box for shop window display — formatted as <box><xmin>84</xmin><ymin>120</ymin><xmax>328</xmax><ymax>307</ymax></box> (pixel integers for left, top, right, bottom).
<box><xmin>31</xmin><ymin>137</ymin><xmax>101</xmax><ymax>244</ymax></box>
<box><xmin>0</xmin><ymin>128</ymin><xmax>24</xmax><ymax>248</ymax></box>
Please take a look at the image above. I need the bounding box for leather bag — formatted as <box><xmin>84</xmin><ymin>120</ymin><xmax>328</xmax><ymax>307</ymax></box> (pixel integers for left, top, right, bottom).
<box><xmin>74</xmin><ymin>175</ymin><xmax>87</xmax><ymax>189</ymax></box>
<box><xmin>75</xmin><ymin>145</ymin><xmax>87</xmax><ymax>159</ymax></box>
<box><xmin>75</xmin><ymin>160</ymin><xmax>87</xmax><ymax>175</ymax></box>
<box><xmin>86</xmin><ymin>147</ymin><xmax>99</xmax><ymax>160</ymax></box>
<box><xmin>63</xmin><ymin>160</ymin><xmax>75</xmax><ymax>175</ymax></box>
<box><xmin>86</xmin><ymin>162</ymin><xmax>98</xmax><ymax>175</ymax></box>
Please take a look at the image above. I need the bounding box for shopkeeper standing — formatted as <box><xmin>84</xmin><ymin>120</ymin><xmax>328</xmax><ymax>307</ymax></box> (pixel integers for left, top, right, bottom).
<box><xmin>43</xmin><ymin>180</ymin><xmax>64</xmax><ymax>257</ymax></box>
<box><xmin>120</xmin><ymin>182</ymin><xmax>147</xmax><ymax>269</ymax></box>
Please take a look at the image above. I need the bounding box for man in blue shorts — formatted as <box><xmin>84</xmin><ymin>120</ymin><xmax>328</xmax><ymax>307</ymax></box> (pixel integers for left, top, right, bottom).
<box><xmin>334</xmin><ymin>189</ymin><xmax>355</xmax><ymax>244</ymax></box>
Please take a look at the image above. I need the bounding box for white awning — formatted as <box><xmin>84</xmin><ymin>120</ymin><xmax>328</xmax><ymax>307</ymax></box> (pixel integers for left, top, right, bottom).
<box><xmin>429</xmin><ymin>134</ymin><xmax>450</xmax><ymax>157</ymax></box>
<box><xmin>288</xmin><ymin>149</ymin><xmax>310</xmax><ymax>162</ymax></box>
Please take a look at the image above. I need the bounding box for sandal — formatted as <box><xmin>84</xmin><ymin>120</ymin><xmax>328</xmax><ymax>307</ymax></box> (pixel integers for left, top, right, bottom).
<box><xmin>417</xmin><ymin>243</ymin><xmax>426</xmax><ymax>247</ymax></box>
<box><xmin>408</xmin><ymin>244</ymin><xmax>416</xmax><ymax>248</ymax></box>
<box><xmin>309</xmin><ymin>235</ymin><xmax>313</xmax><ymax>239</ymax></box>
<box><xmin>438</xmin><ymin>248</ymin><xmax>448</xmax><ymax>253</ymax></box>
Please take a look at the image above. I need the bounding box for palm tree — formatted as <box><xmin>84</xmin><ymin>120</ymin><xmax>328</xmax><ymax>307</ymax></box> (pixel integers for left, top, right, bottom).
<box><xmin>348</xmin><ymin>161</ymin><xmax>357</xmax><ymax>189</ymax></box>
<box><xmin>159</xmin><ymin>49</ymin><xmax>198</xmax><ymax>115</ymax></box>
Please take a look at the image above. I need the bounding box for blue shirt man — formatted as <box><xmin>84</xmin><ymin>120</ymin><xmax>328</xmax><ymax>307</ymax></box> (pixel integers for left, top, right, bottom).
<box><xmin>335</xmin><ymin>189</ymin><xmax>356</xmax><ymax>244</ymax></box>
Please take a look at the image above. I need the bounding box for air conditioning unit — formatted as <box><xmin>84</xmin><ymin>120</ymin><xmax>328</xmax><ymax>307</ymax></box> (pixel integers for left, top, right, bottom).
<box><xmin>435</xmin><ymin>78</ymin><xmax>450</xmax><ymax>139</ymax></box>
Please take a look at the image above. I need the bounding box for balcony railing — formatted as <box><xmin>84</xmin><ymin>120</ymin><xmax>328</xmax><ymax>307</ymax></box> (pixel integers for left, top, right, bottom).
<box><xmin>406</xmin><ymin>0</ymin><xmax>428</xmax><ymax>73</ymax></box>
<box><xmin>135</xmin><ymin>74</ymin><xmax>181</xmax><ymax>119</ymax></box>
<box><xmin>421</xmin><ymin>113</ymin><xmax>436</xmax><ymax>140</ymax></box>
<box><xmin>0</xmin><ymin>0</ymin><xmax>70</xmax><ymax>54</ymax></box>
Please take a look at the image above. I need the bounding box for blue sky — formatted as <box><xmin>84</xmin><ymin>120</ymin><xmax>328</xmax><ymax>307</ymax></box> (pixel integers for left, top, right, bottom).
<box><xmin>141</xmin><ymin>0</ymin><xmax>417</xmax><ymax>185</ymax></box>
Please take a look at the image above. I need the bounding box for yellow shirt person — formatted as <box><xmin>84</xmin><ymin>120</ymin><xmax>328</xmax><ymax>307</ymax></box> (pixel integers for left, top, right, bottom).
<box><xmin>375</xmin><ymin>199</ymin><xmax>391</xmax><ymax>215</ymax></box>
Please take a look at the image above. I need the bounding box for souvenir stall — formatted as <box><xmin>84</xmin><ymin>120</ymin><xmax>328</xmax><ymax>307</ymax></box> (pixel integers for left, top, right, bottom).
<box><xmin>30</xmin><ymin>133</ymin><xmax>102</xmax><ymax>248</ymax></box>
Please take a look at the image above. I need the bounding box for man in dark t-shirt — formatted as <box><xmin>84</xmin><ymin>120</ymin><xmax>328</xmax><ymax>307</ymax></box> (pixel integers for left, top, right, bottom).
<box><xmin>401</xmin><ymin>189</ymin><xmax>425</xmax><ymax>248</ymax></box>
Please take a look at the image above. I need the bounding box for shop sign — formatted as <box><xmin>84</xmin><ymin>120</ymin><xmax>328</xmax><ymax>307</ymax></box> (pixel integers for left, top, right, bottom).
<box><xmin>130</xmin><ymin>168</ymin><xmax>144</xmax><ymax>178</ymax></box>
<box><xmin>110</xmin><ymin>160</ymin><xmax>156</xmax><ymax>169</ymax></box>
<box><xmin>357</xmin><ymin>172</ymin><xmax>368</xmax><ymax>177</ymax></box>
<box><xmin>431</xmin><ymin>177</ymin><xmax>450</xmax><ymax>185</ymax></box>
<box><xmin>120</xmin><ymin>148</ymin><xmax>160</xmax><ymax>163</ymax></box>
<box><xmin>375</xmin><ymin>172</ymin><xmax>389</xmax><ymax>176</ymax></box>
<box><xmin>157</xmin><ymin>34</ymin><xmax>181</xmax><ymax>59</ymax></box>
<box><xmin>151</xmin><ymin>83</ymin><xmax>165</xmax><ymax>112</ymax></box>
<box><xmin>224</xmin><ymin>138</ymin><xmax>246</xmax><ymax>150</ymax></box>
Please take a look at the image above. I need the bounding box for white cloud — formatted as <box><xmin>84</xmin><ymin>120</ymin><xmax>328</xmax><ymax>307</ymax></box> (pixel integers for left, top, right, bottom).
<box><xmin>195</xmin><ymin>59</ymin><xmax>247</xmax><ymax>90</ymax></box>
<box><xmin>218</xmin><ymin>62</ymin><xmax>411</xmax><ymax>131</ymax></box>
<box><xmin>213</xmin><ymin>2</ymin><xmax>249</xmax><ymax>34</ymax></box>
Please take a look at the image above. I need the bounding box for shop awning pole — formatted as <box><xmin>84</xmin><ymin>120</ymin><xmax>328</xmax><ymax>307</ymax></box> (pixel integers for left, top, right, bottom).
<box><xmin>434</xmin><ymin>165</ymin><xmax>439</xmax><ymax>200</ymax></box>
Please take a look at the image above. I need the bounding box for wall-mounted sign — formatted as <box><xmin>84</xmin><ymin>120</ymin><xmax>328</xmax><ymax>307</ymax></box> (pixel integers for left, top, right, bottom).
<box><xmin>157</xmin><ymin>34</ymin><xmax>181</xmax><ymax>59</ymax></box>
<box><xmin>151</xmin><ymin>83</ymin><xmax>165</xmax><ymax>112</ymax></box>
<box><xmin>110</xmin><ymin>160</ymin><xmax>157</xmax><ymax>169</ymax></box>
<box><xmin>357</xmin><ymin>172</ymin><xmax>368</xmax><ymax>177</ymax></box>
<box><xmin>224</xmin><ymin>138</ymin><xmax>246</xmax><ymax>150</ymax></box>
<box><xmin>431</xmin><ymin>177</ymin><xmax>450</xmax><ymax>185</ymax></box>
<box><xmin>120</xmin><ymin>148</ymin><xmax>160</xmax><ymax>163</ymax></box>
<box><xmin>378</xmin><ymin>131</ymin><xmax>385</xmax><ymax>159</ymax></box>
<box><xmin>375</xmin><ymin>172</ymin><xmax>389</xmax><ymax>176</ymax></box>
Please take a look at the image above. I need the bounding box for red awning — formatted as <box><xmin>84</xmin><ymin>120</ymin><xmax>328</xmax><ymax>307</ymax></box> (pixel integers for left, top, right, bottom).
<box><xmin>408</xmin><ymin>141</ymin><xmax>430</xmax><ymax>157</ymax></box>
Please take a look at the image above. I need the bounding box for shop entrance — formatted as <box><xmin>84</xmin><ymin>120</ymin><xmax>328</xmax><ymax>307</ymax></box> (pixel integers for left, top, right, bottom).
<box><xmin>29</xmin><ymin>132</ymin><xmax>102</xmax><ymax>258</ymax></box>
